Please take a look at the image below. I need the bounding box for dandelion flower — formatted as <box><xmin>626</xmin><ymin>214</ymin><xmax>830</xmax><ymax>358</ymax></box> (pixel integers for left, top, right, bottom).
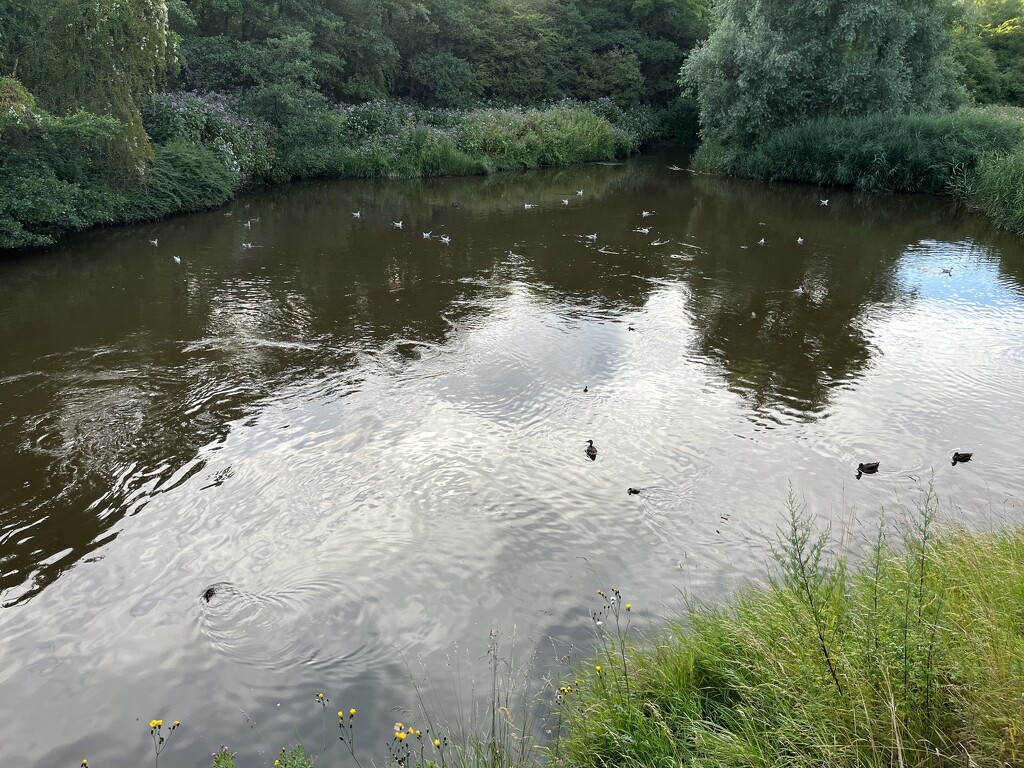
<box><xmin>338</xmin><ymin>711</ymin><xmax>345</xmax><ymax>718</ymax></box>
<box><xmin>595</xmin><ymin>665</ymin><xmax>602</xmax><ymax>672</ymax></box>
<box><xmin>625</xmin><ymin>603</ymin><xmax>632</xmax><ymax>611</ymax></box>
<box><xmin>416</xmin><ymin>730</ymin><xmax>422</xmax><ymax>737</ymax></box>
<box><xmin>275</xmin><ymin>760</ymin><xmax>281</xmax><ymax>767</ymax></box>
<box><xmin>396</xmin><ymin>732</ymin><xmax>407</xmax><ymax>741</ymax></box>
<box><xmin>349</xmin><ymin>708</ymin><xmax>356</xmax><ymax>716</ymax></box>
<box><xmin>173</xmin><ymin>721</ymin><xmax>180</xmax><ymax>728</ymax></box>
<box><xmin>149</xmin><ymin>719</ymin><xmax>162</xmax><ymax>728</ymax></box>
<box><xmin>434</xmin><ymin>739</ymin><xmax>442</xmax><ymax>748</ymax></box>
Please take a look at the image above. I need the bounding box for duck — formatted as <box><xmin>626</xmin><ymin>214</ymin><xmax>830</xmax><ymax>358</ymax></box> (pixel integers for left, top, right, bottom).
<box><xmin>583</xmin><ymin>385</ymin><xmax>588</xmax><ymax>393</ymax></box>
<box><xmin>952</xmin><ymin>451</ymin><xmax>973</xmax><ymax>466</ymax></box>
<box><xmin>627</xmin><ymin>487</ymin><xmax>641</xmax><ymax>495</ymax></box>
<box><xmin>202</xmin><ymin>587</ymin><xmax>216</xmax><ymax>602</ymax></box>
<box><xmin>585</xmin><ymin>440</ymin><xmax>598</xmax><ymax>460</ymax></box>
<box><xmin>856</xmin><ymin>462</ymin><xmax>879</xmax><ymax>479</ymax></box>
<box><xmin>941</xmin><ymin>268</ymin><xmax>953</xmax><ymax>275</ymax></box>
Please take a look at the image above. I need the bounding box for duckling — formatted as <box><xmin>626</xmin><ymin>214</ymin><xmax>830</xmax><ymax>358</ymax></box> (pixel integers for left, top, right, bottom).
<box><xmin>585</xmin><ymin>440</ymin><xmax>598</xmax><ymax>460</ymax></box>
<box><xmin>952</xmin><ymin>451</ymin><xmax>973</xmax><ymax>466</ymax></box>
<box><xmin>856</xmin><ymin>462</ymin><xmax>880</xmax><ymax>480</ymax></box>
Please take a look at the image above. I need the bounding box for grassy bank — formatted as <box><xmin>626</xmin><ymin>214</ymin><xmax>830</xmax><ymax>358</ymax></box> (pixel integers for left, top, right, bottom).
<box><xmin>692</xmin><ymin>107</ymin><xmax>1024</xmax><ymax>236</ymax></box>
<box><xmin>558</xmin><ymin>495</ymin><xmax>1024</xmax><ymax>768</ymax></box>
<box><xmin>193</xmin><ymin>494</ymin><xmax>1024</xmax><ymax>768</ymax></box>
<box><xmin>0</xmin><ymin>83</ymin><xmax>654</xmax><ymax>250</ymax></box>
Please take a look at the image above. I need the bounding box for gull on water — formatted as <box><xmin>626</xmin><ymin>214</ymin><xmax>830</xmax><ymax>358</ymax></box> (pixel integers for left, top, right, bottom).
<box><xmin>440</xmin><ymin>235</ymin><xmax>451</xmax><ymax>244</ymax></box>
<box><xmin>635</xmin><ymin>227</ymin><xmax>651</xmax><ymax>235</ymax></box>
<box><xmin>352</xmin><ymin>211</ymin><xmax>361</xmax><ymax>218</ymax></box>
<box><xmin>149</xmin><ymin>238</ymin><xmax>159</xmax><ymax>246</ymax></box>
<box><xmin>562</xmin><ymin>199</ymin><xmax>569</xmax><ymax>205</ymax></box>
<box><xmin>423</xmin><ymin>231</ymin><xmax>432</xmax><ymax>239</ymax></box>
<box><xmin>641</xmin><ymin>210</ymin><xmax>654</xmax><ymax>217</ymax></box>
<box><xmin>797</xmin><ymin>236</ymin><xmax>804</xmax><ymax>244</ymax></box>
<box><xmin>172</xmin><ymin>255</ymin><xmax>181</xmax><ymax>264</ymax></box>
<box><xmin>820</xmin><ymin>198</ymin><xmax>829</xmax><ymax>206</ymax></box>
<box><xmin>758</xmin><ymin>238</ymin><xmax>766</xmax><ymax>246</ymax></box>
<box><xmin>393</xmin><ymin>221</ymin><xmax>403</xmax><ymax>229</ymax></box>
<box><xmin>585</xmin><ymin>233</ymin><xmax>597</xmax><ymax>241</ymax></box>
<box><xmin>524</xmin><ymin>203</ymin><xmax>535</xmax><ymax>209</ymax></box>
<box><xmin>576</xmin><ymin>189</ymin><xmax>584</xmax><ymax>196</ymax></box>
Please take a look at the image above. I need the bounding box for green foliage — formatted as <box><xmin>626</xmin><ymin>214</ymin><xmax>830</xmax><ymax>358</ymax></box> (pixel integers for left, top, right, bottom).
<box><xmin>20</xmin><ymin>0</ymin><xmax>177</xmax><ymax>175</ymax></box>
<box><xmin>955</xmin><ymin>0</ymin><xmax>1024</xmax><ymax>105</ymax></box>
<box><xmin>211</xmin><ymin>743</ymin><xmax>312</xmax><ymax>768</ymax></box>
<box><xmin>556</xmin><ymin>497</ymin><xmax>1024</xmax><ymax>768</ymax></box>
<box><xmin>682</xmin><ymin>0</ymin><xmax>967</xmax><ymax>148</ymax></box>
<box><xmin>969</xmin><ymin>143</ymin><xmax>1024</xmax><ymax>234</ymax></box>
<box><xmin>126</xmin><ymin>140</ymin><xmax>238</xmax><ymax>221</ymax></box>
<box><xmin>140</xmin><ymin>92</ymin><xmax>276</xmax><ymax>185</ymax></box>
<box><xmin>695</xmin><ymin>110</ymin><xmax>1024</xmax><ymax>194</ymax></box>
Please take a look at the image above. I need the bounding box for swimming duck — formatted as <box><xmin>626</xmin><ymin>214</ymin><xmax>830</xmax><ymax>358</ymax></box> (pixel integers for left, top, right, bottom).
<box><xmin>202</xmin><ymin>587</ymin><xmax>216</xmax><ymax>602</ymax></box>
<box><xmin>952</xmin><ymin>451</ymin><xmax>972</xmax><ymax>466</ymax></box>
<box><xmin>585</xmin><ymin>440</ymin><xmax>598</xmax><ymax>460</ymax></box>
<box><xmin>627</xmin><ymin>488</ymin><xmax>641</xmax><ymax>495</ymax></box>
<box><xmin>583</xmin><ymin>386</ymin><xmax>588</xmax><ymax>393</ymax></box>
<box><xmin>856</xmin><ymin>462</ymin><xmax>879</xmax><ymax>479</ymax></box>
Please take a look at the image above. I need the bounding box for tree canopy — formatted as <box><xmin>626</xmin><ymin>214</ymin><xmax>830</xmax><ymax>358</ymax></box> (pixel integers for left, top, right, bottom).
<box><xmin>681</xmin><ymin>0</ymin><xmax>967</xmax><ymax>148</ymax></box>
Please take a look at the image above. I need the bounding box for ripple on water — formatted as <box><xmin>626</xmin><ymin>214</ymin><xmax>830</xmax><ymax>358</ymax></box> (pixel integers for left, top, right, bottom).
<box><xmin>196</xmin><ymin>577</ymin><xmax>386</xmax><ymax>672</ymax></box>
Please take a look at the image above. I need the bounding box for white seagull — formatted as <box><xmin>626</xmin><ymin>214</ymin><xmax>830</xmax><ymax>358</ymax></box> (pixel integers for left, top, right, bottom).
<box><xmin>149</xmin><ymin>238</ymin><xmax>159</xmax><ymax>246</ymax></box>
<box><xmin>172</xmin><ymin>255</ymin><xmax>181</xmax><ymax>265</ymax></box>
<box><xmin>524</xmin><ymin>203</ymin><xmax>535</xmax><ymax>209</ymax></box>
<box><xmin>635</xmin><ymin>227</ymin><xmax>651</xmax><ymax>235</ymax></box>
<box><xmin>758</xmin><ymin>238</ymin><xmax>766</xmax><ymax>246</ymax></box>
<box><xmin>797</xmin><ymin>236</ymin><xmax>804</xmax><ymax>245</ymax></box>
<box><xmin>576</xmin><ymin>189</ymin><xmax>584</xmax><ymax>196</ymax></box>
<box><xmin>562</xmin><ymin>199</ymin><xmax>569</xmax><ymax>205</ymax></box>
<box><xmin>641</xmin><ymin>210</ymin><xmax>654</xmax><ymax>217</ymax></box>
<box><xmin>352</xmin><ymin>211</ymin><xmax>361</xmax><ymax>218</ymax></box>
<box><xmin>393</xmin><ymin>221</ymin><xmax>403</xmax><ymax>229</ymax></box>
<box><xmin>423</xmin><ymin>231</ymin><xmax>432</xmax><ymax>239</ymax></box>
<box><xmin>820</xmin><ymin>198</ymin><xmax>829</xmax><ymax>206</ymax></box>
<box><xmin>585</xmin><ymin>233</ymin><xmax>597</xmax><ymax>241</ymax></box>
<box><xmin>440</xmin><ymin>235</ymin><xmax>451</xmax><ymax>245</ymax></box>
<box><xmin>243</xmin><ymin>220</ymin><xmax>252</xmax><ymax>229</ymax></box>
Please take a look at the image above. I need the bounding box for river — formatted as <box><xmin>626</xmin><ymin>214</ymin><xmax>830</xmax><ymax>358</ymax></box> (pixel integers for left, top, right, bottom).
<box><xmin>1</xmin><ymin>155</ymin><xmax>1023</xmax><ymax>767</ymax></box>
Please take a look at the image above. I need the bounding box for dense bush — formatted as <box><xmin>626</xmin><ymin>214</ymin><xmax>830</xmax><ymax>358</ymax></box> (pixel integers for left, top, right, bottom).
<box><xmin>140</xmin><ymin>92</ymin><xmax>275</xmax><ymax>186</ymax></box>
<box><xmin>694</xmin><ymin>110</ymin><xmax>1024</xmax><ymax>194</ymax></box>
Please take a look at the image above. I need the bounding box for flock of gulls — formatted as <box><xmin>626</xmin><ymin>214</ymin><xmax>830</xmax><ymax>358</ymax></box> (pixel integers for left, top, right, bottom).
<box><xmin>147</xmin><ymin>173</ymin><xmax>976</xmax><ymax>494</ymax></box>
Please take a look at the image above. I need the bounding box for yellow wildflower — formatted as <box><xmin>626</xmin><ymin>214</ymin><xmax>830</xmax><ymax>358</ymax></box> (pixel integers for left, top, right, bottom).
<box><xmin>149</xmin><ymin>719</ymin><xmax>162</xmax><ymax>728</ymax></box>
<box><xmin>396</xmin><ymin>732</ymin><xmax>407</xmax><ymax>741</ymax></box>
<box><xmin>349</xmin><ymin>708</ymin><xmax>356</xmax><ymax>716</ymax></box>
<box><xmin>394</xmin><ymin>722</ymin><xmax>404</xmax><ymax>731</ymax></box>
<box><xmin>338</xmin><ymin>711</ymin><xmax>345</xmax><ymax>718</ymax></box>
<box><xmin>625</xmin><ymin>603</ymin><xmax>632</xmax><ymax>611</ymax></box>
<box><xmin>173</xmin><ymin>721</ymin><xmax>180</xmax><ymax>728</ymax></box>
<box><xmin>595</xmin><ymin>665</ymin><xmax>602</xmax><ymax>672</ymax></box>
<box><xmin>416</xmin><ymin>730</ymin><xmax>422</xmax><ymax>737</ymax></box>
<box><xmin>275</xmin><ymin>760</ymin><xmax>281</xmax><ymax>767</ymax></box>
<box><xmin>434</xmin><ymin>738</ymin><xmax>442</xmax><ymax>748</ymax></box>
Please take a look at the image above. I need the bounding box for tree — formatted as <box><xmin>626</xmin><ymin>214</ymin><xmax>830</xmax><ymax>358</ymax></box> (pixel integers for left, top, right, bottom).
<box><xmin>20</xmin><ymin>0</ymin><xmax>176</xmax><ymax>174</ymax></box>
<box><xmin>681</xmin><ymin>0</ymin><xmax>966</xmax><ymax>148</ymax></box>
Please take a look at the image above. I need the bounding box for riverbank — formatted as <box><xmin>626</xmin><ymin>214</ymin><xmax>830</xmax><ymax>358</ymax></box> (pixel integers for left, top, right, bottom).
<box><xmin>691</xmin><ymin>106</ymin><xmax>1024</xmax><ymax>236</ymax></box>
<box><xmin>203</xmin><ymin>496</ymin><xmax>1024</xmax><ymax>768</ymax></box>
<box><xmin>1</xmin><ymin>81</ymin><xmax>662</xmax><ymax>250</ymax></box>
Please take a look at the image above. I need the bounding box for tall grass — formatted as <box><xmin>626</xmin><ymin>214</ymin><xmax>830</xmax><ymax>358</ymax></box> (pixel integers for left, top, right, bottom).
<box><xmin>968</xmin><ymin>145</ymin><xmax>1024</xmax><ymax>234</ymax></box>
<box><xmin>555</xmin><ymin>490</ymin><xmax>1024</xmax><ymax>768</ymax></box>
<box><xmin>693</xmin><ymin>110</ymin><xmax>1024</xmax><ymax>194</ymax></box>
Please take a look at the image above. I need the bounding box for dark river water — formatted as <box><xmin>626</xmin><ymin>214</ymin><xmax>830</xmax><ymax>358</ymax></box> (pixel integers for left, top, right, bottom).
<box><xmin>1</xmin><ymin>155</ymin><xmax>1023</xmax><ymax>767</ymax></box>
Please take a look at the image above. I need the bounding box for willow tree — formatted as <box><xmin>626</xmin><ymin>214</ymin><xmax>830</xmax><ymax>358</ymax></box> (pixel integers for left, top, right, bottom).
<box><xmin>681</xmin><ymin>0</ymin><xmax>966</xmax><ymax>147</ymax></box>
<box><xmin>21</xmin><ymin>0</ymin><xmax>175</xmax><ymax>175</ymax></box>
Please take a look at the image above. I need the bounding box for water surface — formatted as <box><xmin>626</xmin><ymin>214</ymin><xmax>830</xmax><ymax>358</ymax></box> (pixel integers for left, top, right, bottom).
<box><xmin>1</xmin><ymin>156</ymin><xmax>1023</xmax><ymax>767</ymax></box>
